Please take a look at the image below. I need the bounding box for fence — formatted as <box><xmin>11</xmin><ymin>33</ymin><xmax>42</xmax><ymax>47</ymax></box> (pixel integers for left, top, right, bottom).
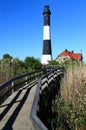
<box><xmin>0</xmin><ymin>68</ymin><xmax>51</xmax><ymax>104</ymax></box>
<box><xmin>30</xmin><ymin>67</ymin><xmax>63</xmax><ymax>130</ymax></box>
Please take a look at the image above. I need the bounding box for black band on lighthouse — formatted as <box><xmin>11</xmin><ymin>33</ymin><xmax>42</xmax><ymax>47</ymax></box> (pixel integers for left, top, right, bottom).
<box><xmin>43</xmin><ymin>6</ymin><xmax>51</xmax><ymax>26</ymax></box>
<box><xmin>43</xmin><ymin>40</ymin><xmax>52</xmax><ymax>54</ymax></box>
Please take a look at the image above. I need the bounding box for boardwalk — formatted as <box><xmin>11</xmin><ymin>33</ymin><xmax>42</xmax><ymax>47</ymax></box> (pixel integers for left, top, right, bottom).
<box><xmin>0</xmin><ymin>82</ymin><xmax>37</xmax><ymax>130</ymax></box>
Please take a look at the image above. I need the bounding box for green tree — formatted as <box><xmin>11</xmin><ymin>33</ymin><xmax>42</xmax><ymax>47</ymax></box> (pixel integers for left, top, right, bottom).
<box><xmin>3</xmin><ymin>54</ymin><xmax>13</xmax><ymax>59</ymax></box>
<box><xmin>12</xmin><ymin>58</ymin><xmax>26</xmax><ymax>76</ymax></box>
<box><xmin>0</xmin><ymin>54</ymin><xmax>42</xmax><ymax>84</ymax></box>
<box><xmin>24</xmin><ymin>57</ymin><xmax>42</xmax><ymax>71</ymax></box>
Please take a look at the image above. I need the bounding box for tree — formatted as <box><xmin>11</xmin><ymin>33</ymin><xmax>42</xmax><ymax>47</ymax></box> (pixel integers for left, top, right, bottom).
<box><xmin>3</xmin><ymin>54</ymin><xmax>13</xmax><ymax>59</ymax></box>
<box><xmin>0</xmin><ymin>54</ymin><xmax>42</xmax><ymax>83</ymax></box>
<box><xmin>11</xmin><ymin>58</ymin><xmax>26</xmax><ymax>76</ymax></box>
<box><xmin>24</xmin><ymin>57</ymin><xmax>42</xmax><ymax>71</ymax></box>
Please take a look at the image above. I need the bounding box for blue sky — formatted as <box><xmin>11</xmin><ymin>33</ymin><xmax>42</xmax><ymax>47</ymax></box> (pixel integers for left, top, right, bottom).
<box><xmin>0</xmin><ymin>0</ymin><xmax>86</xmax><ymax>61</ymax></box>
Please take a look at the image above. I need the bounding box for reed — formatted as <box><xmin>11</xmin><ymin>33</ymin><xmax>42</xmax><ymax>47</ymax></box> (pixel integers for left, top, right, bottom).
<box><xmin>61</xmin><ymin>64</ymin><xmax>86</xmax><ymax>108</ymax></box>
<box><xmin>59</xmin><ymin>63</ymin><xmax>86</xmax><ymax>130</ymax></box>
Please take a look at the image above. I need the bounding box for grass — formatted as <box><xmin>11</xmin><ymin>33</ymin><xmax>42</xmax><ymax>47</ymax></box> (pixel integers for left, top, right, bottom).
<box><xmin>61</xmin><ymin>64</ymin><xmax>86</xmax><ymax>108</ymax></box>
<box><xmin>52</xmin><ymin>63</ymin><xmax>86</xmax><ymax>130</ymax></box>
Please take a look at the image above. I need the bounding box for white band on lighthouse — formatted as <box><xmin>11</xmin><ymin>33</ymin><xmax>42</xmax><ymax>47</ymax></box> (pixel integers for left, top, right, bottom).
<box><xmin>43</xmin><ymin>26</ymin><xmax>51</xmax><ymax>40</ymax></box>
<box><xmin>42</xmin><ymin>55</ymin><xmax>52</xmax><ymax>64</ymax></box>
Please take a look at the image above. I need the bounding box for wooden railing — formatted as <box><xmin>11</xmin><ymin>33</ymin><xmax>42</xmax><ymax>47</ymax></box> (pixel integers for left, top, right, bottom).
<box><xmin>0</xmin><ymin>68</ymin><xmax>51</xmax><ymax>104</ymax></box>
<box><xmin>30</xmin><ymin>67</ymin><xmax>64</xmax><ymax>130</ymax></box>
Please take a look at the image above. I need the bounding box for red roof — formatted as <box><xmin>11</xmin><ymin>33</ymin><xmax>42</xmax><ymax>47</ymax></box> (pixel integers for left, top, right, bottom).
<box><xmin>58</xmin><ymin>50</ymin><xmax>82</xmax><ymax>60</ymax></box>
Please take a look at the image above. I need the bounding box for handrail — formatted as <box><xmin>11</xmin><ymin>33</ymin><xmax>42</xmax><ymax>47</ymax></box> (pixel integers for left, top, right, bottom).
<box><xmin>30</xmin><ymin>67</ymin><xmax>63</xmax><ymax>130</ymax></box>
<box><xmin>0</xmin><ymin>68</ymin><xmax>51</xmax><ymax>102</ymax></box>
<box><xmin>30</xmin><ymin>78</ymin><xmax>48</xmax><ymax>130</ymax></box>
<box><xmin>0</xmin><ymin>69</ymin><xmax>46</xmax><ymax>88</ymax></box>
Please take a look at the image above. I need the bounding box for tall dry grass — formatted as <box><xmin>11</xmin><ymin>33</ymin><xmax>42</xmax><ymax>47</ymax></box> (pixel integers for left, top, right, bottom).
<box><xmin>61</xmin><ymin>64</ymin><xmax>86</xmax><ymax>108</ymax></box>
<box><xmin>59</xmin><ymin>64</ymin><xmax>86</xmax><ymax>130</ymax></box>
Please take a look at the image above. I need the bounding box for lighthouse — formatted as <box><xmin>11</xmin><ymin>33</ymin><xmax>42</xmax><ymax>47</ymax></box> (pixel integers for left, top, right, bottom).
<box><xmin>42</xmin><ymin>5</ymin><xmax>52</xmax><ymax>64</ymax></box>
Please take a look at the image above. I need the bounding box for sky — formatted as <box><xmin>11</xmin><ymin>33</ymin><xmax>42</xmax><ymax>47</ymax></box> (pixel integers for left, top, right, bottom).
<box><xmin>0</xmin><ymin>0</ymin><xmax>86</xmax><ymax>62</ymax></box>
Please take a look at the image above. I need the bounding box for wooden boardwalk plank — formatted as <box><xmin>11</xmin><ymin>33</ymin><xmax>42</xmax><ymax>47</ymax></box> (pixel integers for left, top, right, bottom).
<box><xmin>0</xmin><ymin>84</ymin><xmax>37</xmax><ymax>130</ymax></box>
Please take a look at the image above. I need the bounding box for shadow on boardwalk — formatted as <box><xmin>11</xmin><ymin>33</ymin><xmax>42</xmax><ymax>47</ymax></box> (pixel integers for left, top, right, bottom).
<box><xmin>0</xmin><ymin>86</ymin><xmax>32</xmax><ymax>130</ymax></box>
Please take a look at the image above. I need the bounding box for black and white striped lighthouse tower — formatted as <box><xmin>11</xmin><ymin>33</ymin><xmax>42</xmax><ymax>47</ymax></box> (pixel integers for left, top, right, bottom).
<box><xmin>42</xmin><ymin>5</ymin><xmax>52</xmax><ymax>64</ymax></box>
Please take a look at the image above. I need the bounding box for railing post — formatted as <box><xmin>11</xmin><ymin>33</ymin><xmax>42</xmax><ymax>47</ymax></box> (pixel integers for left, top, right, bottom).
<box><xmin>12</xmin><ymin>81</ymin><xmax>14</xmax><ymax>93</ymax></box>
<box><xmin>25</xmin><ymin>76</ymin><xmax>28</xmax><ymax>85</ymax></box>
<box><xmin>43</xmin><ymin>68</ymin><xmax>47</xmax><ymax>75</ymax></box>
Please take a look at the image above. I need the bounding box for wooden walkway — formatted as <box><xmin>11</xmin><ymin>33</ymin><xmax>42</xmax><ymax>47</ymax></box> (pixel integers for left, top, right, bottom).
<box><xmin>0</xmin><ymin>82</ymin><xmax>37</xmax><ymax>130</ymax></box>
